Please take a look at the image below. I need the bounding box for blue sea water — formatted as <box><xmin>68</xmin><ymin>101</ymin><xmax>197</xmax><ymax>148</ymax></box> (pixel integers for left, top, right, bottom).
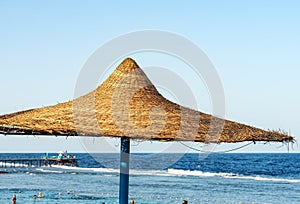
<box><xmin>0</xmin><ymin>153</ymin><xmax>299</xmax><ymax>204</ymax></box>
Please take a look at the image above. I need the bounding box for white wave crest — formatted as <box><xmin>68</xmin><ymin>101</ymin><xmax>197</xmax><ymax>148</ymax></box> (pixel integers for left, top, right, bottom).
<box><xmin>167</xmin><ymin>169</ymin><xmax>300</xmax><ymax>183</ymax></box>
<box><xmin>33</xmin><ymin>166</ymin><xmax>300</xmax><ymax>183</ymax></box>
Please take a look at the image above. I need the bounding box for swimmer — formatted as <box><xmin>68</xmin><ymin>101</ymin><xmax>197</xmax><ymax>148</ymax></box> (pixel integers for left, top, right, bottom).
<box><xmin>33</xmin><ymin>195</ymin><xmax>37</xmax><ymax>199</ymax></box>
<box><xmin>11</xmin><ymin>194</ymin><xmax>16</xmax><ymax>204</ymax></box>
<box><xmin>38</xmin><ymin>192</ymin><xmax>43</xmax><ymax>198</ymax></box>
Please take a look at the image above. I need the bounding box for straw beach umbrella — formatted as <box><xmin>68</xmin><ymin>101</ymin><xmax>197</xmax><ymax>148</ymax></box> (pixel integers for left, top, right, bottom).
<box><xmin>0</xmin><ymin>58</ymin><xmax>294</xmax><ymax>203</ymax></box>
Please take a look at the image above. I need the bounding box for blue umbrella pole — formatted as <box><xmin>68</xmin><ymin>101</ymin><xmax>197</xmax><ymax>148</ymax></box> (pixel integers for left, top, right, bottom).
<box><xmin>119</xmin><ymin>137</ymin><xmax>130</xmax><ymax>204</ymax></box>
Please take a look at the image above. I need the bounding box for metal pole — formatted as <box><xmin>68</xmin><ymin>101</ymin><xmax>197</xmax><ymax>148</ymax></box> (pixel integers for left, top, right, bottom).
<box><xmin>119</xmin><ymin>137</ymin><xmax>130</xmax><ymax>204</ymax></box>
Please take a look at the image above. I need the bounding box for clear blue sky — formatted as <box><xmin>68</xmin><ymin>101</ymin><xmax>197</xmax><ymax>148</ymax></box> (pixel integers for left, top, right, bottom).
<box><xmin>0</xmin><ymin>0</ymin><xmax>299</xmax><ymax>153</ymax></box>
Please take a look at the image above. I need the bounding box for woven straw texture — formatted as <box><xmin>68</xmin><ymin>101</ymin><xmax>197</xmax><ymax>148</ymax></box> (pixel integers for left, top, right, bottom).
<box><xmin>0</xmin><ymin>58</ymin><xmax>293</xmax><ymax>143</ymax></box>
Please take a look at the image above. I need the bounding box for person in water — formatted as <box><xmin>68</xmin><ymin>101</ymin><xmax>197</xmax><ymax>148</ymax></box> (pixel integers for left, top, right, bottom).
<box><xmin>130</xmin><ymin>199</ymin><xmax>136</xmax><ymax>204</ymax></box>
<box><xmin>33</xmin><ymin>195</ymin><xmax>37</xmax><ymax>199</ymax></box>
<box><xmin>11</xmin><ymin>194</ymin><xmax>16</xmax><ymax>204</ymax></box>
<box><xmin>38</xmin><ymin>192</ymin><xmax>43</xmax><ymax>198</ymax></box>
<box><xmin>182</xmin><ymin>200</ymin><xmax>188</xmax><ymax>204</ymax></box>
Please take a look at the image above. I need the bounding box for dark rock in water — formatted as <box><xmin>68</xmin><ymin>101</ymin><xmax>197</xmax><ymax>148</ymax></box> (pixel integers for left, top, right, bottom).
<box><xmin>71</xmin><ymin>193</ymin><xmax>103</xmax><ymax>200</ymax></box>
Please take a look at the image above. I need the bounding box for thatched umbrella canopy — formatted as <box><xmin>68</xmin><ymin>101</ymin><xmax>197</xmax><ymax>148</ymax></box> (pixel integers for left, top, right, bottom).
<box><xmin>0</xmin><ymin>58</ymin><xmax>294</xmax><ymax>143</ymax></box>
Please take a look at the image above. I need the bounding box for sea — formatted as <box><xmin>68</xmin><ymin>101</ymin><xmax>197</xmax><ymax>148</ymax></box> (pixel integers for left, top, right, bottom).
<box><xmin>0</xmin><ymin>153</ymin><xmax>299</xmax><ymax>204</ymax></box>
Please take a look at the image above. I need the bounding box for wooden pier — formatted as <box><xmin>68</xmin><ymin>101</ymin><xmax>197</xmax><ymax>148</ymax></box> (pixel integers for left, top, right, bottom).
<box><xmin>0</xmin><ymin>157</ymin><xmax>77</xmax><ymax>167</ymax></box>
